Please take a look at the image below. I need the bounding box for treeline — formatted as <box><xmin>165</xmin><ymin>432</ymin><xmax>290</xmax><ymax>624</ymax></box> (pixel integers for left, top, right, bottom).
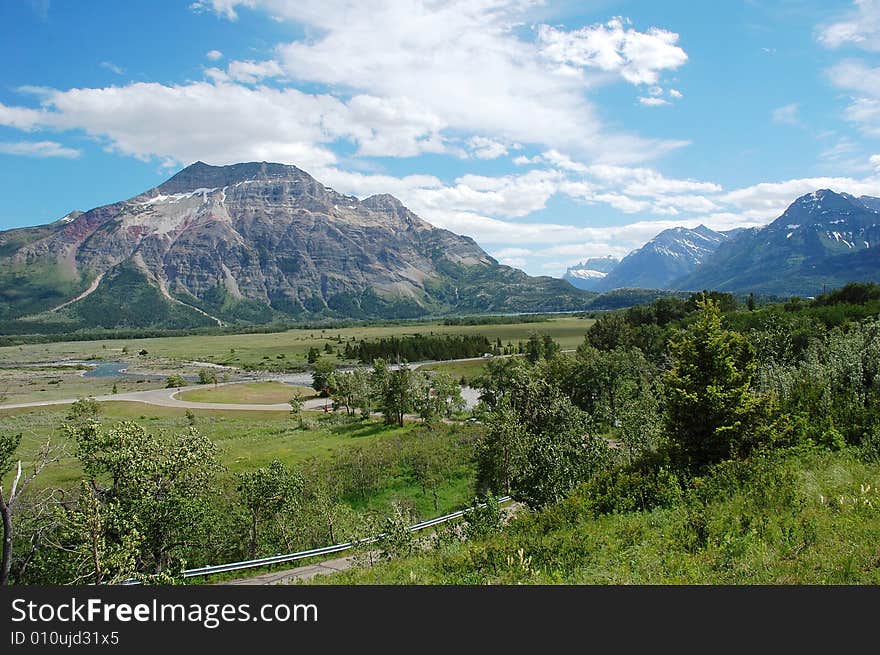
<box><xmin>309</xmin><ymin>359</ymin><xmax>466</xmax><ymax>425</ymax></box>
<box><xmin>345</xmin><ymin>334</ymin><xmax>492</xmax><ymax>363</ymax></box>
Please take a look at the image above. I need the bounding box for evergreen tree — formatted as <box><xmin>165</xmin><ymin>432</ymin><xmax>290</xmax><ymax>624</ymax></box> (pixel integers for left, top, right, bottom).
<box><xmin>663</xmin><ymin>299</ymin><xmax>771</xmax><ymax>469</ymax></box>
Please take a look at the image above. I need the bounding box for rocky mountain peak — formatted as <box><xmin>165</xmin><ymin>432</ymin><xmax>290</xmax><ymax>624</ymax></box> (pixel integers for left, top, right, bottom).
<box><xmin>156</xmin><ymin>161</ymin><xmax>315</xmax><ymax>194</ymax></box>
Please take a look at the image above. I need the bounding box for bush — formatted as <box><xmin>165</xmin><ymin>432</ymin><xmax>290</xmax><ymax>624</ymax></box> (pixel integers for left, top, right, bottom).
<box><xmin>860</xmin><ymin>424</ymin><xmax>880</xmax><ymax>463</ymax></box>
<box><xmin>582</xmin><ymin>466</ymin><xmax>683</xmax><ymax>515</ymax></box>
<box><xmin>165</xmin><ymin>375</ymin><xmax>188</xmax><ymax>388</ymax></box>
<box><xmin>463</xmin><ymin>493</ymin><xmax>504</xmax><ymax>541</ymax></box>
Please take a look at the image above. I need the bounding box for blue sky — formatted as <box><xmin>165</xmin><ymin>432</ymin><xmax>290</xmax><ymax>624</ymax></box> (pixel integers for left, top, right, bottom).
<box><xmin>2</xmin><ymin>0</ymin><xmax>880</xmax><ymax>276</ymax></box>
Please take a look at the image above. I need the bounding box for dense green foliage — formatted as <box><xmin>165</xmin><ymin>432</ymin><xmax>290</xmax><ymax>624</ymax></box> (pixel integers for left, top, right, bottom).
<box><xmin>3</xmin><ymin>414</ymin><xmax>480</xmax><ymax>584</ymax></box>
<box><xmin>346</xmin><ymin>333</ymin><xmax>492</xmax><ymax>363</ymax></box>
<box><xmin>325</xmin><ymin>288</ymin><xmax>880</xmax><ymax>584</ymax></box>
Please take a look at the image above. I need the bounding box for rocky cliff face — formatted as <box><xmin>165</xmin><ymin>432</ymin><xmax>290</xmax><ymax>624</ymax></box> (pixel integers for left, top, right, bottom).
<box><xmin>0</xmin><ymin>161</ymin><xmax>591</xmax><ymax>330</ymax></box>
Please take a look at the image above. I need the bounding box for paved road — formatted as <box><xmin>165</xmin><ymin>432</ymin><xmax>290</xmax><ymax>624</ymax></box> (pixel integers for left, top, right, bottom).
<box><xmin>220</xmin><ymin>554</ymin><xmax>364</xmax><ymax>585</ymax></box>
<box><xmin>0</xmin><ymin>358</ymin><xmax>487</xmax><ymax>412</ymax></box>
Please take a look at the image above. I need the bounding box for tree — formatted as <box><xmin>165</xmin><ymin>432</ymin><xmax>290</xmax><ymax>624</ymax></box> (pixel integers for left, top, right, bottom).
<box><xmin>475</xmin><ymin>360</ymin><xmax>610</xmax><ymax>508</ymax></box>
<box><xmin>307</xmin><ymin>347</ymin><xmax>321</xmax><ymax>364</ymax></box>
<box><xmin>663</xmin><ymin>298</ymin><xmax>771</xmax><ymax>469</ymax></box>
<box><xmin>197</xmin><ymin>369</ymin><xmax>218</xmax><ymax>386</ymax></box>
<box><xmin>616</xmin><ymin>386</ymin><xmax>663</xmax><ymax>464</ymax></box>
<box><xmin>587</xmin><ymin>313</ymin><xmax>635</xmax><ymax>351</ymax></box>
<box><xmin>430</xmin><ymin>372</ymin><xmax>465</xmax><ymax>419</ymax></box>
<box><xmin>237</xmin><ymin>460</ymin><xmax>303</xmax><ymax>558</ymax></box>
<box><xmin>328</xmin><ymin>368</ymin><xmax>372</xmax><ymax>417</ymax></box>
<box><xmin>289</xmin><ymin>395</ymin><xmax>302</xmax><ymax>420</ymax></box>
<box><xmin>747</xmin><ymin>293</ymin><xmax>756</xmax><ymax>312</ymax></box>
<box><xmin>475</xmin><ymin>401</ymin><xmax>528</xmax><ymax>496</ymax></box>
<box><xmin>111</xmin><ymin>383</ymin><xmax>118</xmax><ymax>395</ymax></box>
<box><xmin>0</xmin><ymin>434</ymin><xmax>57</xmax><ymax>585</ymax></box>
<box><xmin>311</xmin><ymin>357</ymin><xmax>336</xmax><ymax>397</ymax></box>
<box><xmin>67</xmin><ymin>420</ymin><xmax>221</xmax><ymax>576</ymax></box>
<box><xmin>165</xmin><ymin>375</ymin><xmax>187</xmax><ymax>388</ymax></box>
<box><xmin>542</xmin><ymin>334</ymin><xmax>560</xmax><ymax>359</ymax></box>
<box><xmin>379</xmin><ymin>363</ymin><xmax>415</xmax><ymax>427</ymax></box>
<box><xmin>371</xmin><ymin>359</ymin><xmax>411</xmax><ymax>426</ymax></box>
<box><xmin>66</xmin><ymin>397</ymin><xmax>101</xmax><ymax>424</ymax></box>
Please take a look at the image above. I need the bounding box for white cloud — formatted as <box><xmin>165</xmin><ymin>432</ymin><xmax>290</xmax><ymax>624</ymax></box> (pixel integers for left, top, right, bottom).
<box><xmin>818</xmin><ymin>0</ymin><xmax>880</xmax><ymax>52</ymax></box>
<box><xmin>722</xmin><ymin>175</ymin><xmax>880</xmax><ymax>218</ymax></box>
<box><xmin>0</xmin><ymin>102</ymin><xmax>47</xmax><ymax>129</ymax></box>
<box><xmin>871</xmin><ymin>154</ymin><xmax>880</xmax><ymax>170</ymax></box>
<box><xmin>2</xmin><ymin>82</ymin><xmax>346</xmax><ymax>170</ymax></box>
<box><xmin>467</xmin><ymin>136</ymin><xmax>509</xmax><ymax>160</ymax></box>
<box><xmin>206</xmin><ymin>49</ymin><xmax>224</xmax><ymax>61</ymax></box>
<box><xmin>825</xmin><ymin>60</ymin><xmax>880</xmax><ymax>136</ymax></box>
<box><xmin>492</xmin><ymin>247</ymin><xmax>533</xmax><ymax>259</ymax></box>
<box><xmin>206</xmin><ymin>59</ymin><xmax>284</xmax><ymax>84</ymax></box>
<box><xmin>771</xmin><ymin>103</ymin><xmax>801</xmax><ymax>126</ymax></box>
<box><xmin>668</xmin><ymin>88</ymin><xmax>682</xmax><ymax>99</ymax></box>
<box><xmin>204</xmin><ymin>1</ymin><xmax>689</xmax><ymax>165</ymax></box>
<box><xmin>638</xmin><ymin>96</ymin><xmax>668</xmax><ymax>107</ymax></box>
<box><xmin>0</xmin><ymin>140</ymin><xmax>80</xmax><ymax>158</ymax></box>
<box><xmin>536</xmin><ymin>17</ymin><xmax>687</xmax><ymax>85</ymax></box>
<box><xmin>100</xmin><ymin>61</ymin><xmax>125</xmax><ymax>75</ymax></box>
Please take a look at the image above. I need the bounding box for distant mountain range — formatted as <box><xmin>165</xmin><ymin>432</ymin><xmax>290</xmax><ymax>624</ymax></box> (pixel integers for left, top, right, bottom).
<box><xmin>674</xmin><ymin>190</ymin><xmax>880</xmax><ymax>295</ymax></box>
<box><xmin>565</xmin><ymin>189</ymin><xmax>880</xmax><ymax>296</ymax></box>
<box><xmin>594</xmin><ymin>225</ymin><xmax>730</xmax><ymax>291</ymax></box>
<box><xmin>0</xmin><ymin>161</ymin><xmax>593</xmax><ymax>332</ymax></box>
<box><xmin>562</xmin><ymin>256</ymin><xmax>619</xmax><ymax>290</ymax></box>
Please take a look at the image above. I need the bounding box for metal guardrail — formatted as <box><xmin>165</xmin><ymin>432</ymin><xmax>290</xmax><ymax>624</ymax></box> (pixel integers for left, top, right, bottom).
<box><xmin>120</xmin><ymin>496</ymin><xmax>511</xmax><ymax>584</ymax></box>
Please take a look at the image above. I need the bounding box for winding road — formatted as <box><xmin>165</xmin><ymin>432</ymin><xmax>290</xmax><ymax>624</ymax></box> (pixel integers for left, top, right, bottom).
<box><xmin>0</xmin><ymin>358</ymin><xmax>487</xmax><ymax>412</ymax></box>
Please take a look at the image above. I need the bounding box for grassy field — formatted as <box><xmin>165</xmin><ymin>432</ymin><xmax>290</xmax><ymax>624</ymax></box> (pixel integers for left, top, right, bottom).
<box><xmin>0</xmin><ymin>366</ymin><xmax>167</xmax><ymax>404</ymax></box>
<box><xmin>0</xmin><ymin>316</ymin><xmax>594</xmax><ymax>369</ymax></box>
<box><xmin>177</xmin><ymin>381</ymin><xmax>314</xmax><ymax>404</ymax></box>
<box><xmin>421</xmin><ymin>358</ymin><xmax>491</xmax><ymax>383</ymax></box>
<box><xmin>0</xmin><ymin>402</ymin><xmax>480</xmax><ymax>517</ymax></box>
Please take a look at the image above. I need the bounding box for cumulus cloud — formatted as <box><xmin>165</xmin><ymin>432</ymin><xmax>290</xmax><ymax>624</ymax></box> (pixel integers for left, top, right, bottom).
<box><xmin>536</xmin><ymin>17</ymin><xmax>688</xmax><ymax>85</ymax></box>
<box><xmin>0</xmin><ymin>140</ymin><xmax>80</xmax><ymax>158</ymax></box>
<box><xmin>467</xmin><ymin>136</ymin><xmax>509</xmax><ymax>160</ymax></box>
<box><xmin>191</xmin><ymin>0</ymin><xmax>689</xmax><ymax>165</ymax></box>
<box><xmin>206</xmin><ymin>49</ymin><xmax>224</xmax><ymax>61</ymax></box>
<box><xmin>818</xmin><ymin>0</ymin><xmax>880</xmax><ymax>52</ymax></box>
<box><xmin>206</xmin><ymin>59</ymin><xmax>284</xmax><ymax>84</ymax></box>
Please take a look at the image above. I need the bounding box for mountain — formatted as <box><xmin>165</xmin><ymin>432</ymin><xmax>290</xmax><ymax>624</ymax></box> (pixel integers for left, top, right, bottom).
<box><xmin>674</xmin><ymin>189</ymin><xmax>880</xmax><ymax>295</ymax></box>
<box><xmin>562</xmin><ymin>256</ymin><xmax>619</xmax><ymax>290</ymax></box>
<box><xmin>0</xmin><ymin>161</ymin><xmax>592</xmax><ymax>332</ymax></box>
<box><xmin>594</xmin><ymin>225</ymin><xmax>729</xmax><ymax>291</ymax></box>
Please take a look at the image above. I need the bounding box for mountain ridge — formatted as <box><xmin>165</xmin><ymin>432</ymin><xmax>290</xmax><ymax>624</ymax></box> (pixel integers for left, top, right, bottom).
<box><xmin>0</xmin><ymin>161</ymin><xmax>592</xmax><ymax>331</ymax></box>
<box><xmin>673</xmin><ymin>189</ymin><xmax>880</xmax><ymax>295</ymax></box>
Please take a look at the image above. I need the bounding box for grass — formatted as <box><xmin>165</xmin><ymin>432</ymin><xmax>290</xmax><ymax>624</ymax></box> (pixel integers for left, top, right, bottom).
<box><xmin>0</xmin><ymin>367</ymin><xmax>167</xmax><ymax>404</ymax></box>
<box><xmin>0</xmin><ymin>316</ymin><xmax>594</xmax><ymax>369</ymax></box>
<box><xmin>421</xmin><ymin>358</ymin><xmax>490</xmax><ymax>383</ymax></box>
<box><xmin>177</xmin><ymin>381</ymin><xmax>314</xmax><ymax>404</ymax></box>
<box><xmin>0</xmin><ymin>403</ymin><xmax>480</xmax><ymax>518</ymax></box>
<box><xmin>317</xmin><ymin>447</ymin><xmax>880</xmax><ymax>584</ymax></box>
